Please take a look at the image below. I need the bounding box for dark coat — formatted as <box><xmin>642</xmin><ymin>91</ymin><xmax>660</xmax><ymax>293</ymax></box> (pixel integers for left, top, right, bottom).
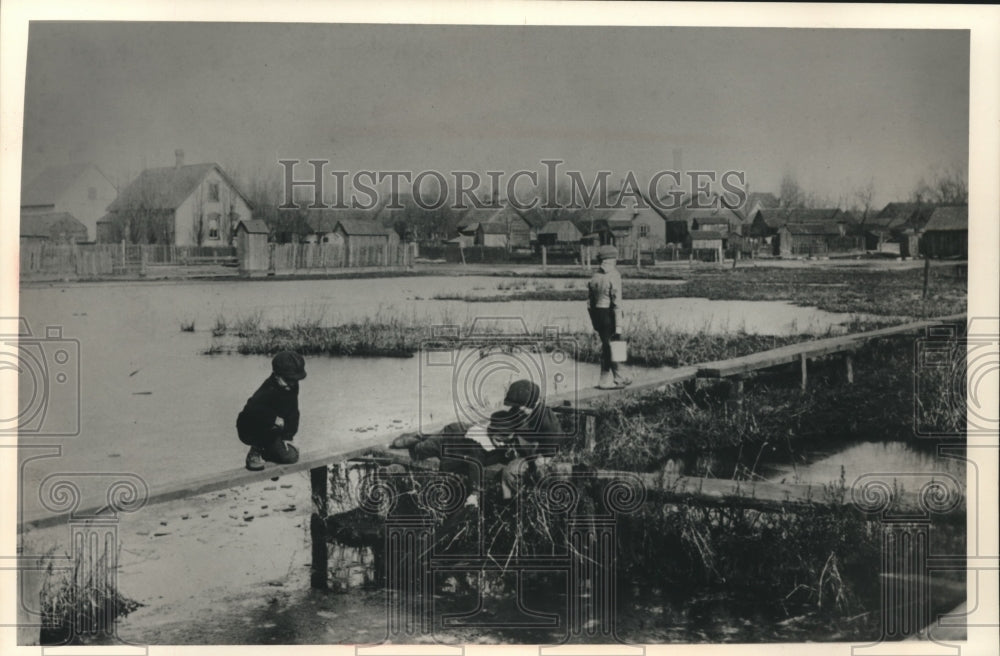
<box><xmin>237</xmin><ymin>375</ymin><xmax>300</xmax><ymax>443</ymax></box>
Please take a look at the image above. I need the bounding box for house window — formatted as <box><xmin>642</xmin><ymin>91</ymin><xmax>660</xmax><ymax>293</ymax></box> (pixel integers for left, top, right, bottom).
<box><xmin>207</xmin><ymin>213</ymin><xmax>221</xmax><ymax>240</ymax></box>
<box><xmin>322</xmin><ymin>235</ymin><xmax>329</xmax><ymax>243</ymax></box>
<box><xmin>88</xmin><ymin>187</ymin><xmax>97</xmax><ymax>200</ymax></box>
<box><xmin>208</xmin><ymin>183</ymin><xmax>220</xmax><ymax>202</ymax></box>
<box><xmin>638</xmin><ymin>223</ymin><xmax>650</xmax><ymax>238</ymax></box>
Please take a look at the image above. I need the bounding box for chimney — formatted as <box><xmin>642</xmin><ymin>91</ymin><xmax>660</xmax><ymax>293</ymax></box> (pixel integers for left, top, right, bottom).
<box><xmin>174</xmin><ymin>149</ymin><xmax>185</xmax><ymax>169</ymax></box>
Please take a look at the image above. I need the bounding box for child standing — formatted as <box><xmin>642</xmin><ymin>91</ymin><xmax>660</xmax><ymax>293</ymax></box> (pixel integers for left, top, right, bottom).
<box><xmin>237</xmin><ymin>350</ymin><xmax>306</xmax><ymax>471</ymax></box>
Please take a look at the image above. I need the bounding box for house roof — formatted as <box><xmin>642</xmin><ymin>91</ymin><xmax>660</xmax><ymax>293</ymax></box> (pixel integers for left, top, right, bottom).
<box><xmin>20</xmin><ymin>163</ymin><xmax>113</xmax><ymax>207</ymax></box>
<box><xmin>306</xmin><ymin>209</ymin><xmax>374</xmax><ymax>234</ymax></box>
<box><xmin>782</xmin><ymin>222</ymin><xmax>842</xmax><ymax>236</ymax></box>
<box><xmin>922</xmin><ymin>206</ymin><xmax>968</xmax><ymax>232</ymax></box>
<box><xmin>478</xmin><ymin>222</ymin><xmax>509</xmax><ymax>235</ymax></box>
<box><xmin>745</xmin><ymin>192</ymin><xmax>780</xmax><ymax>209</ymax></box>
<box><xmin>877</xmin><ymin>202</ymin><xmax>920</xmax><ymax>221</ymax></box>
<box><xmin>867</xmin><ymin>203</ymin><xmax>935</xmax><ymax>231</ymax></box>
<box><xmin>667</xmin><ymin>205</ymin><xmax>743</xmax><ymax>227</ymax></box>
<box><xmin>336</xmin><ymin>218</ymin><xmax>395</xmax><ymax>236</ymax></box>
<box><xmin>607</xmin><ymin>219</ymin><xmax>633</xmax><ymax>231</ymax></box>
<box><xmin>237</xmin><ymin>219</ymin><xmax>270</xmax><ymax>234</ymax></box>
<box><xmin>688</xmin><ymin>230</ymin><xmax>724</xmax><ymax>240</ymax></box>
<box><xmin>538</xmin><ymin>220</ymin><xmax>582</xmax><ymax>238</ymax></box>
<box><xmin>754</xmin><ymin>208</ymin><xmax>845</xmax><ymax>228</ymax></box>
<box><xmin>20</xmin><ymin>211</ymin><xmax>88</xmax><ymax>239</ymax></box>
<box><xmin>107</xmin><ymin>163</ymin><xmax>251</xmax><ymax>212</ymax></box>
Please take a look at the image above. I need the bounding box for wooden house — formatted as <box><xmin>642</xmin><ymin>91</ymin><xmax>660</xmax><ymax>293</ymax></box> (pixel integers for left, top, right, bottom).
<box><xmin>919</xmin><ymin>206</ymin><xmax>967</xmax><ymax>258</ymax></box>
<box><xmin>735</xmin><ymin>191</ymin><xmax>780</xmax><ymax>223</ymax></box>
<box><xmin>20</xmin><ymin>162</ymin><xmax>116</xmax><ymax>243</ymax></box>
<box><xmin>775</xmin><ymin>223</ymin><xmax>843</xmax><ymax>257</ymax></box>
<box><xmin>667</xmin><ymin>205</ymin><xmax>745</xmax><ymax>241</ymax></box>
<box><xmin>537</xmin><ymin>219</ymin><xmax>583</xmax><ymax>248</ymax></box>
<box><xmin>104</xmin><ymin>151</ymin><xmax>253</xmax><ymax>246</ymax></box>
<box><xmin>476</xmin><ymin>221</ymin><xmax>509</xmax><ymax>248</ymax></box>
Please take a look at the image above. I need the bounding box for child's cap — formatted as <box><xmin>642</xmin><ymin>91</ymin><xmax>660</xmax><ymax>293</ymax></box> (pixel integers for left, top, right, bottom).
<box><xmin>272</xmin><ymin>350</ymin><xmax>307</xmax><ymax>381</ymax></box>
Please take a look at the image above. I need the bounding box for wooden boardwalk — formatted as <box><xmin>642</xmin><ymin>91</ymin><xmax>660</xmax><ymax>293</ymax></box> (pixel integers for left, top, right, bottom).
<box><xmin>20</xmin><ymin>312</ymin><xmax>966</xmax><ymax>535</ymax></box>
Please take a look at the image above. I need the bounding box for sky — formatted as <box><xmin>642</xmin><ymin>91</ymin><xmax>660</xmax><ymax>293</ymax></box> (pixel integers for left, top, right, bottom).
<box><xmin>20</xmin><ymin>22</ymin><xmax>969</xmax><ymax>209</ymax></box>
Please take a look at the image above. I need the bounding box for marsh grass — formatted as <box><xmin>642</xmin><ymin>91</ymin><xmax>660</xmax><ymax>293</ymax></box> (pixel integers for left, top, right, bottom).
<box><xmin>318</xmin><ymin>328</ymin><xmax>965</xmax><ymax>638</ymax></box>
<box><xmin>211</xmin><ymin>314</ymin><xmax>227</xmax><ymax>338</ymax></box>
<box><xmin>579</xmin><ymin>332</ymin><xmax>964</xmax><ymax>473</ymax></box>
<box><xmin>431</xmin><ymin>266</ymin><xmax>966</xmax><ymax>318</ymax></box>
<box><xmin>39</xmin><ymin>547</ymin><xmax>143</xmax><ymax>645</ymax></box>
<box><xmin>179</xmin><ymin>319</ymin><xmax>195</xmax><ymax>332</ymax></box>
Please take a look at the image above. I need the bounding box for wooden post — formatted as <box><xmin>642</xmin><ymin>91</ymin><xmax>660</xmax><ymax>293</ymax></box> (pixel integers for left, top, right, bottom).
<box><xmin>309</xmin><ymin>465</ymin><xmax>328</xmax><ymax>590</ymax></box>
<box><xmin>584</xmin><ymin>414</ymin><xmax>596</xmax><ymax>452</ymax></box>
<box><xmin>845</xmin><ymin>353</ymin><xmax>854</xmax><ymax>384</ymax></box>
<box><xmin>800</xmin><ymin>354</ymin><xmax>808</xmax><ymax>392</ymax></box>
<box><xmin>922</xmin><ymin>256</ymin><xmax>930</xmax><ymax>299</ymax></box>
<box><xmin>542</xmin><ymin>245</ymin><xmax>547</xmax><ymax>269</ymax></box>
<box><xmin>729</xmin><ymin>376</ymin><xmax>744</xmax><ymax>400</ymax></box>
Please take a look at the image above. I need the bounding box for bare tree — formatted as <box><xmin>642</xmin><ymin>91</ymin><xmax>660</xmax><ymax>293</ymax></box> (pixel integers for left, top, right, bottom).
<box><xmin>108</xmin><ymin>167</ymin><xmax>175</xmax><ymax>244</ymax></box>
<box><xmin>911</xmin><ymin>167</ymin><xmax>968</xmax><ymax>205</ymax></box>
<box><xmin>190</xmin><ymin>185</ymin><xmax>206</xmax><ymax>246</ymax></box>
<box><xmin>851</xmin><ymin>179</ymin><xmax>876</xmax><ymax>224</ymax></box>
<box><xmin>779</xmin><ymin>174</ymin><xmax>808</xmax><ymax>209</ymax></box>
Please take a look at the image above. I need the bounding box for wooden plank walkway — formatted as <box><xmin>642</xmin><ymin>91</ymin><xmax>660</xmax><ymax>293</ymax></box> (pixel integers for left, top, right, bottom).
<box><xmin>19</xmin><ymin>313</ymin><xmax>965</xmax><ymax>533</ymax></box>
<box><xmin>696</xmin><ymin>313</ymin><xmax>965</xmax><ymax>379</ymax></box>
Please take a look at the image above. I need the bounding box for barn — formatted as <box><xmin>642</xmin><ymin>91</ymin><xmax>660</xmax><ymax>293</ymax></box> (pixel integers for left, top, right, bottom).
<box><xmin>920</xmin><ymin>206</ymin><xmax>967</xmax><ymax>258</ymax></box>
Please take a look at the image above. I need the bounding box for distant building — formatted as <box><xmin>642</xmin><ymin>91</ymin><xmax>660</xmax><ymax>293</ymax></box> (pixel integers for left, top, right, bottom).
<box><xmin>775</xmin><ymin>223</ymin><xmax>845</xmax><ymax>257</ymax></box>
<box><xmin>537</xmin><ymin>219</ymin><xmax>583</xmax><ymax>247</ymax></box>
<box><xmin>736</xmin><ymin>191</ymin><xmax>781</xmax><ymax>223</ymax></box>
<box><xmin>751</xmin><ymin>208</ymin><xmax>862</xmax><ymax>252</ymax></box>
<box><xmin>467</xmin><ymin>205</ymin><xmax>534</xmax><ymax>249</ymax></box>
<box><xmin>335</xmin><ymin>218</ymin><xmax>400</xmax><ymax>266</ymax></box>
<box><xmin>103</xmin><ymin>150</ymin><xmax>252</xmax><ymax>246</ymax></box>
<box><xmin>864</xmin><ymin>202</ymin><xmax>937</xmax><ymax>252</ymax></box>
<box><xmin>666</xmin><ymin>205</ymin><xmax>745</xmax><ymax>242</ymax></box>
<box><xmin>303</xmin><ymin>209</ymin><xmax>376</xmax><ymax>244</ymax></box>
<box><xmin>686</xmin><ymin>229</ymin><xmax>724</xmax><ymax>261</ymax></box>
<box><xmin>20</xmin><ymin>162</ymin><xmax>117</xmax><ymax>243</ymax></box>
<box><xmin>476</xmin><ymin>221</ymin><xmax>509</xmax><ymax>248</ymax></box>
<box><xmin>919</xmin><ymin>206</ymin><xmax>967</xmax><ymax>258</ymax></box>
<box><xmin>20</xmin><ymin>211</ymin><xmax>89</xmax><ymax>243</ymax></box>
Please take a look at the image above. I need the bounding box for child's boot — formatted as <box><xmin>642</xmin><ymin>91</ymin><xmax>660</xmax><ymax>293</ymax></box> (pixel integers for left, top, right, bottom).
<box><xmin>246</xmin><ymin>447</ymin><xmax>266</xmax><ymax>471</ymax></box>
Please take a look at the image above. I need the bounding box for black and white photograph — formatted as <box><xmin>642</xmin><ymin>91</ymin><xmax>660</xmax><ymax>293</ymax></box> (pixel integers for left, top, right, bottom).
<box><xmin>2</xmin><ymin>1</ymin><xmax>998</xmax><ymax>651</ymax></box>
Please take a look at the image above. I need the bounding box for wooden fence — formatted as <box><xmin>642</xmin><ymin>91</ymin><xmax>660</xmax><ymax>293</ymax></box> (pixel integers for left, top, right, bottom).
<box><xmin>20</xmin><ymin>243</ymin><xmax>118</xmax><ymax>277</ymax></box>
<box><xmin>269</xmin><ymin>242</ymin><xmax>413</xmax><ymax>273</ymax></box>
<box><xmin>20</xmin><ymin>242</ymin><xmax>237</xmax><ymax>277</ymax></box>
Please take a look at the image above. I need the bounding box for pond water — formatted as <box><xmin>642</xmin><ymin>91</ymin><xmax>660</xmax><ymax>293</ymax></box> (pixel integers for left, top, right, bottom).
<box><xmin>12</xmin><ymin>275</ymin><xmax>903</xmax><ymax>519</ymax></box>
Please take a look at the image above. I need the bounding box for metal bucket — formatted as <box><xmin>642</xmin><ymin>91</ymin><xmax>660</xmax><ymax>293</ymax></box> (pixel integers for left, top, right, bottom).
<box><xmin>610</xmin><ymin>339</ymin><xmax>628</xmax><ymax>363</ymax></box>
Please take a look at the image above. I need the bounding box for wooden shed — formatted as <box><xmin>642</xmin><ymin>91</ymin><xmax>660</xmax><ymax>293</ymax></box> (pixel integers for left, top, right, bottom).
<box><xmin>236</xmin><ymin>218</ymin><xmax>271</xmax><ymax>275</ymax></box>
<box><xmin>920</xmin><ymin>206</ymin><xmax>967</xmax><ymax>258</ymax></box>
<box><xmin>686</xmin><ymin>229</ymin><xmax>724</xmax><ymax>261</ymax></box>
<box><xmin>335</xmin><ymin>219</ymin><xmax>400</xmax><ymax>266</ymax></box>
